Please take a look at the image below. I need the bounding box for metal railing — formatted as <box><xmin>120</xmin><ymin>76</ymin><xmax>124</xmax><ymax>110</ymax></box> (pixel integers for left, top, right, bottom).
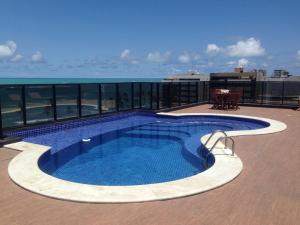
<box><xmin>209</xmin><ymin>81</ymin><xmax>300</xmax><ymax>107</ymax></box>
<box><xmin>0</xmin><ymin>101</ymin><xmax>3</xmax><ymax>139</ymax></box>
<box><xmin>0</xmin><ymin>81</ymin><xmax>209</xmax><ymax>136</ymax></box>
<box><xmin>0</xmin><ymin>80</ymin><xmax>299</xmax><ymax>139</ymax></box>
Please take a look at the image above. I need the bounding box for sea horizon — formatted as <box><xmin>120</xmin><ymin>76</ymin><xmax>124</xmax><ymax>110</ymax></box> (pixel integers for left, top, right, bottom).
<box><xmin>0</xmin><ymin>77</ymin><xmax>164</xmax><ymax>85</ymax></box>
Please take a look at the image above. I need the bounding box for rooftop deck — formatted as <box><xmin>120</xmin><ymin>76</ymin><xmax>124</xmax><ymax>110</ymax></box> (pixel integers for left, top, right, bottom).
<box><xmin>0</xmin><ymin>105</ymin><xmax>299</xmax><ymax>225</ymax></box>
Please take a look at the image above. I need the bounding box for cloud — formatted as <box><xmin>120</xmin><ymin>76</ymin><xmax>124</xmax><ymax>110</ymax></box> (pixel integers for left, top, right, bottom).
<box><xmin>146</xmin><ymin>51</ymin><xmax>171</xmax><ymax>63</ymax></box>
<box><xmin>238</xmin><ymin>58</ymin><xmax>249</xmax><ymax>67</ymax></box>
<box><xmin>205</xmin><ymin>38</ymin><xmax>265</xmax><ymax>62</ymax></box>
<box><xmin>10</xmin><ymin>54</ymin><xmax>23</xmax><ymax>62</ymax></box>
<box><xmin>193</xmin><ymin>54</ymin><xmax>201</xmax><ymax>61</ymax></box>
<box><xmin>130</xmin><ymin>60</ymin><xmax>139</xmax><ymax>65</ymax></box>
<box><xmin>227</xmin><ymin>61</ymin><xmax>236</xmax><ymax>65</ymax></box>
<box><xmin>226</xmin><ymin>38</ymin><xmax>265</xmax><ymax>57</ymax></box>
<box><xmin>297</xmin><ymin>50</ymin><xmax>300</xmax><ymax>61</ymax></box>
<box><xmin>226</xmin><ymin>61</ymin><xmax>236</xmax><ymax>66</ymax></box>
<box><xmin>120</xmin><ymin>49</ymin><xmax>130</xmax><ymax>60</ymax></box>
<box><xmin>199</xmin><ymin>62</ymin><xmax>214</xmax><ymax>68</ymax></box>
<box><xmin>31</xmin><ymin>51</ymin><xmax>44</xmax><ymax>63</ymax></box>
<box><xmin>206</xmin><ymin>44</ymin><xmax>221</xmax><ymax>55</ymax></box>
<box><xmin>0</xmin><ymin>40</ymin><xmax>17</xmax><ymax>58</ymax></box>
<box><xmin>119</xmin><ymin>49</ymin><xmax>139</xmax><ymax>64</ymax></box>
<box><xmin>262</xmin><ymin>63</ymin><xmax>268</xmax><ymax>67</ymax></box>
<box><xmin>178</xmin><ymin>52</ymin><xmax>190</xmax><ymax>64</ymax></box>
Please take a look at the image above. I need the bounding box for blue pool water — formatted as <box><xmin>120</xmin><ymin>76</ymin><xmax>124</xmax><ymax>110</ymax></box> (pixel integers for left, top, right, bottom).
<box><xmin>8</xmin><ymin>112</ymin><xmax>269</xmax><ymax>185</ymax></box>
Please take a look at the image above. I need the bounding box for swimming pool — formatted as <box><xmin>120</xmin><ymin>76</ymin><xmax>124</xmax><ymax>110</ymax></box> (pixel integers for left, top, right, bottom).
<box><xmin>6</xmin><ymin>112</ymin><xmax>286</xmax><ymax>202</ymax></box>
<box><xmin>10</xmin><ymin>112</ymin><xmax>267</xmax><ymax>185</ymax></box>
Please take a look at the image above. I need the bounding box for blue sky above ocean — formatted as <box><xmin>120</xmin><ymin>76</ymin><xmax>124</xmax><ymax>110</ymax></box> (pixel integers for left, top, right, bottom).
<box><xmin>0</xmin><ymin>0</ymin><xmax>300</xmax><ymax>78</ymax></box>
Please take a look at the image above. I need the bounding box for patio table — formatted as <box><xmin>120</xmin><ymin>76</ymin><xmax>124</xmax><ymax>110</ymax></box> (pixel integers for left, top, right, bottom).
<box><xmin>214</xmin><ymin>91</ymin><xmax>241</xmax><ymax>110</ymax></box>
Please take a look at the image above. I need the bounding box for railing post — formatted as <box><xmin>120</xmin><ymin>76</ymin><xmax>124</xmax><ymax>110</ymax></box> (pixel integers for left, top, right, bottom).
<box><xmin>176</xmin><ymin>82</ymin><xmax>179</xmax><ymax>106</ymax></box>
<box><xmin>225</xmin><ymin>79</ymin><xmax>228</xmax><ymax>89</ymax></box>
<box><xmin>116</xmin><ymin>83</ymin><xmax>119</xmax><ymax>112</ymax></box>
<box><xmin>168</xmin><ymin>82</ymin><xmax>171</xmax><ymax>108</ymax></box>
<box><xmin>251</xmin><ymin>79</ymin><xmax>256</xmax><ymax>103</ymax></box>
<box><xmin>187</xmin><ymin>82</ymin><xmax>191</xmax><ymax>104</ymax></box>
<box><xmin>207</xmin><ymin>82</ymin><xmax>209</xmax><ymax>101</ymax></box>
<box><xmin>150</xmin><ymin>83</ymin><xmax>153</xmax><ymax>110</ymax></box>
<box><xmin>261</xmin><ymin>82</ymin><xmax>264</xmax><ymax>104</ymax></box>
<box><xmin>196</xmin><ymin>82</ymin><xmax>199</xmax><ymax>103</ymax></box>
<box><xmin>208</xmin><ymin>82</ymin><xmax>211</xmax><ymax>103</ymax></box>
<box><xmin>281</xmin><ymin>81</ymin><xmax>285</xmax><ymax>105</ymax></box>
<box><xmin>156</xmin><ymin>83</ymin><xmax>159</xmax><ymax>110</ymax></box>
<box><xmin>179</xmin><ymin>82</ymin><xmax>182</xmax><ymax>105</ymax></box>
<box><xmin>204</xmin><ymin>82</ymin><xmax>206</xmax><ymax>102</ymax></box>
<box><xmin>139</xmin><ymin>83</ymin><xmax>142</xmax><ymax>109</ymax></box>
<box><xmin>77</xmin><ymin>84</ymin><xmax>82</xmax><ymax>118</ymax></box>
<box><xmin>21</xmin><ymin>85</ymin><xmax>27</xmax><ymax>126</ymax></box>
<box><xmin>242</xmin><ymin>86</ymin><xmax>245</xmax><ymax>104</ymax></box>
<box><xmin>52</xmin><ymin>85</ymin><xmax>57</xmax><ymax>121</ymax></box>
<box><xmin>0</xmin><ymin>100</ymin><xmax>3</xmax><ymax>139</ymax></box>
<box><xmin>98</xmin><ymin>84</ymin><xmax>102</xmax><ymax>115</ymax></box>
<box><xmin>131</xmin><ymin>83</ymin><xmax>134</xmax><ymax>109</ymax></box>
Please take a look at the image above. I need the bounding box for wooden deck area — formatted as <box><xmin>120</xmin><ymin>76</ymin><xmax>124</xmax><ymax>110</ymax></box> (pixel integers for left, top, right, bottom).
<box><xmin>0</xmin><ymin>105</ymin><xmax>299</xmax><ymax>225</ymax></box>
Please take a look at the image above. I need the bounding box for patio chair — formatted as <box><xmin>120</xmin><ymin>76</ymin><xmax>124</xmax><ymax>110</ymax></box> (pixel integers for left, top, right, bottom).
<box><xmin>227</xmin><ymin>92</ymin><xmax>241</xmax><ymax>110</ymax></box>
<box><xmin>210</xmin><ymin>89</ymin><xmax>222</xmax><ymax>109</ymax></box>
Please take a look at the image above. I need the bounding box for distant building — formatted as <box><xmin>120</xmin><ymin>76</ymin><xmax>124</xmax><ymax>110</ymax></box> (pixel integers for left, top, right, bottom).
<box><xmin>253</xmin><ymin>69</ymin><xmax>267</xmax><ymax>81</ymax></box>
<box><xmin>234</xmin><ymin>67</ymin><xmax>244</xmax><ymax>73</ymax></box>
<box><xmin>272</xmin><ymin>70</ymin><xmax>290</xmax><ymax>78</ymax></box>
<box><xmin>210</xmin><ymin>68</ymin><xmax>266</xmax><ymax>81</ymax></box>
<box><xmin>264</xmin><ymin>75</ymin><xmax>300</xmax><ymax>81</ymax></box>
<box><xmin>164</xmin><ymin>72</ymin><xmax>209</xmax><ymax>82</ymax></box>
<box><xmin>262</xmin><ymin>70</ymin><xmax>300</xmax><ymax>81</ymax></box>
<box><xmin>165</xmin><ymin>69</ymin><xmax>300</xmax><ymax>82</ymax></box>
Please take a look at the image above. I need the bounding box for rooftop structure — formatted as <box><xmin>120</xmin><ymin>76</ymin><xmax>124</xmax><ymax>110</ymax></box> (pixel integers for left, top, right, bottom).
<box><xmin>263</xmin><ymin>75</ymin><xmax>300</xmax><ymax>81</ymax></box>
<box><xmin>258</xmin><ymin>69</ymin><xmax>300</xmax><ymax>81</ymax></box>
<box><xmin>164</xmin><ymin>72</ymin><xmax>209</xmax><ymax>82</ymax></box>
<box><xmin>210</xmin><ymin>68</ymin><xmax>267</xmax><ymax>81</ymax></box>
<box><xmin>272</xmin><ymin>69</ymin><xmax>291</xmax><ymax>78</ymax></box>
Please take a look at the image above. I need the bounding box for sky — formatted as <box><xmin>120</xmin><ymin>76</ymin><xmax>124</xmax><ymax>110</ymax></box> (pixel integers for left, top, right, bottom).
<box><xmin>0</xmin><ymin>0</ymin><xmax>300</xmax><ymax>78</ymax></box>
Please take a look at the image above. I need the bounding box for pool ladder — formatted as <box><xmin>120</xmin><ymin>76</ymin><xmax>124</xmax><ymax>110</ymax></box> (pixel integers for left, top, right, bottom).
<box><xmin>202</xmin><ymin>130</ymin><xmax>235</xmax><ymax>168</ymax></box>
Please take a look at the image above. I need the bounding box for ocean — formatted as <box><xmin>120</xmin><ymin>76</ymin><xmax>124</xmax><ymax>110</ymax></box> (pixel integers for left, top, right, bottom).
<box><xmin>0</xmin><ymin>78</ymin><xmax>164</xmax><ymax>85</ymax></box>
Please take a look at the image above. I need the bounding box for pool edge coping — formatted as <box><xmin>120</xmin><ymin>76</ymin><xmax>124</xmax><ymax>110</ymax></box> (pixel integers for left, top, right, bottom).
<box><xmin>5</xmin><ymin>113</ymin><xmax>287</xmax><ymax>203</ymax></box>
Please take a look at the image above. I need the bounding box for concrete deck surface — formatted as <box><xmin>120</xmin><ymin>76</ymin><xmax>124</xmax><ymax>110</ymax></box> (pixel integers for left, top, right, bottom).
<box><xmin>0</xmin><ymin>105</ymin><xmax>299</xmax><ymax>225</ymax></box>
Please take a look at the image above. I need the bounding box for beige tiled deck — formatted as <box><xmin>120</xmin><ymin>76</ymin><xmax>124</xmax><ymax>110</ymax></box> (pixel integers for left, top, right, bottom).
<box><xmin>0</xmin><ymin>105</ymin><xmax>299</xmax><ymax>225</ymax></box>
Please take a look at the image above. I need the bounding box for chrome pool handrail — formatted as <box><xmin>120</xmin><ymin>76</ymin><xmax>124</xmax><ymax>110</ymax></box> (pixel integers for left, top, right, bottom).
<box><xmin>205</xmin><ymin>136</ymin><xmax>235</xmax><ymax>168</ymax></box>
<box><xmin>202</xmin><ymin>130</ymin><xmax>228</xmax><ymax>150</ymax></box>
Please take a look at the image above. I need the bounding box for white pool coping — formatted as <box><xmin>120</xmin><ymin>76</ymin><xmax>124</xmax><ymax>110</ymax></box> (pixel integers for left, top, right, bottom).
<box><xmin>5</xmin><ymin>113</ymin><xmax>286</xmax><ymax>203</ymax></box>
